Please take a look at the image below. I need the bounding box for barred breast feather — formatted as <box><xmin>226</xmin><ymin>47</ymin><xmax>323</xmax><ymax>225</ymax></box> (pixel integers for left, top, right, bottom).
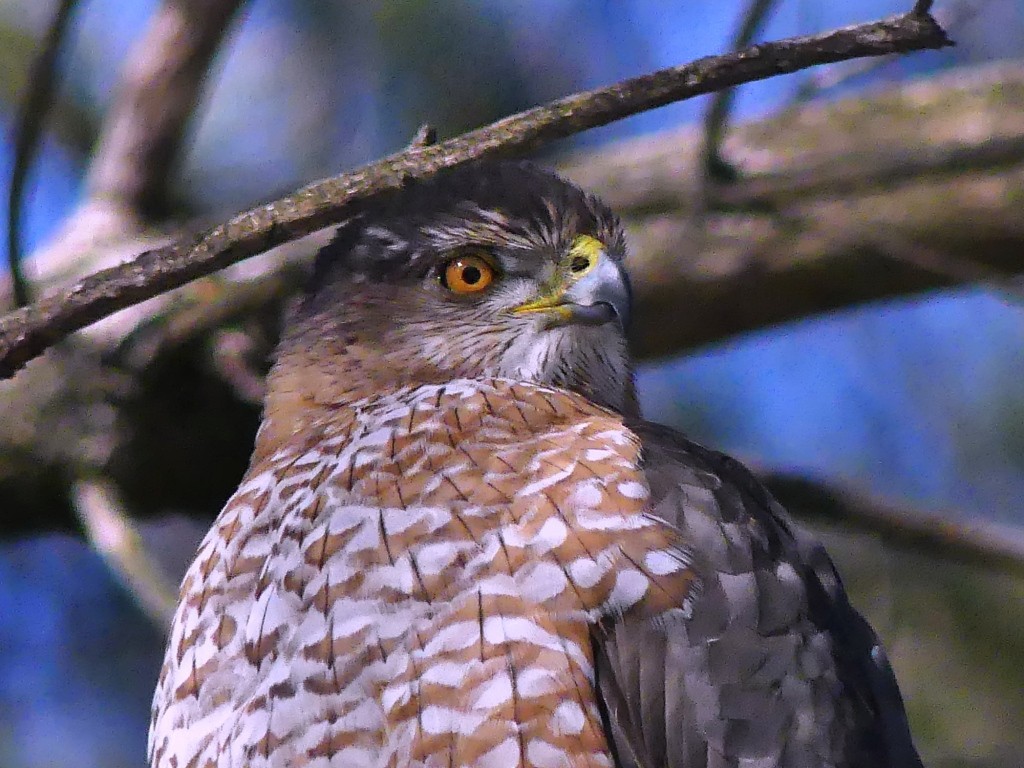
<box><xmin>149</xmin><ymin>379</ymin><xmax>696</xmax><ymax>768</ymax></box>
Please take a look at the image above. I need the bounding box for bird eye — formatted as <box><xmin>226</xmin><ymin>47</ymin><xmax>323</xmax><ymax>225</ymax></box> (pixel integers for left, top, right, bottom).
<box><xmin>440</xmin><ymin>253</ymin><xmax>496</xmax><ymax>294</ymax></box>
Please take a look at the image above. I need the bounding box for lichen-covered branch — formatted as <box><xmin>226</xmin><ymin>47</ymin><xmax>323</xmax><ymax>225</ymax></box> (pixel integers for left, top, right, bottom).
<box><xmin>0</xmin><ymin>8</ymin><xmax>951</xmax><ymax>379</ymax></box>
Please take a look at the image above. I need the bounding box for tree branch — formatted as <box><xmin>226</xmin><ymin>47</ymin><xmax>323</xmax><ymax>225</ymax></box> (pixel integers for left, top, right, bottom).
<box><xmin>3</xmin><ymin>65</ymin><xmax>1021</xmax><ymax>589</ymax></box>
<box><xmin>0</xmin><ymin>8</ymin><xmax>951</xmax><ymax>379</ymax></box>
<box><xmin>765</xmin><ymin>472</ymin><xmax>1024</xmax><ymax>577</ymax></box>
<box><xmin>85</xmin><ymin>0</ymin><xmax>246</xmax><ymax>216</ymax></box>
<box><xmin>17</xmin><ymin>0</ymin><xmax>247</xmax><ymax>323</ymax></box>
<box><xmin>72</xmin><ymin>477</ymin><xmax>178</xmax><ymax>630</ymax></box>
<box><xmin>710</xmin><ymin>133</ymin><xmax>1024</xmax><ymax>209</ymax></box>
<box><xmin>701</xmin><ymin>0</ymin><xmax>779</xmax><ymax>181</ymax></box>
<box><xmin>6</xmin><ymin>0</ymin><xmax>80</xmax><ymax>308</ymax></box>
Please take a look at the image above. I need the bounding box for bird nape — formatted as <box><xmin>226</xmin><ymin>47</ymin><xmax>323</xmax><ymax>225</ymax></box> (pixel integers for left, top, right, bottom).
<box><xmin>148</xmin><ymin>161</ymin><xmax>924</xmax><ymax>768</ymax></box>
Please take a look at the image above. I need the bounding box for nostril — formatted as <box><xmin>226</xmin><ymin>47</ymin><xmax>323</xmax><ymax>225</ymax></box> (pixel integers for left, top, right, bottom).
<box><xmin>570</xmin><ymin>256</ymin><xmax>591</xmax><ymax>274</ymax></box>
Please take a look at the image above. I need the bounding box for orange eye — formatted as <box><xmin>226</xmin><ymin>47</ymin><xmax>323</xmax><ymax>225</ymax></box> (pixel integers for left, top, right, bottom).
<box><xmin>441</xmin><ymin>254</ymin><xmax>496</xmax><ymax>294</ymax></box>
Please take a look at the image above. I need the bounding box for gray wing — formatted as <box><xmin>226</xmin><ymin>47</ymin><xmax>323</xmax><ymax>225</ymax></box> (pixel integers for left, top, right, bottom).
<box><xmin>594</xmin><ymin>421</ymin><xmax>924</xmax><ymax>768</ymax></box>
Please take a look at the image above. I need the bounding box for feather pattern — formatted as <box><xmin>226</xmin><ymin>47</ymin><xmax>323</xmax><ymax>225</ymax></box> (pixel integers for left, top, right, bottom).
<box><xmin>149</xmin><ymin>380</ymin><xmax>697</xmax><ymax>768</ymax></box>
<box><xmin>149</xmin><ymin>161</ymin><xmax>924</xmax><ymax>768</ymax></box>
<box><xmin>595</xmin><ymin>421</ymin><xmax>925</xmax><ymax>768</ymax></box>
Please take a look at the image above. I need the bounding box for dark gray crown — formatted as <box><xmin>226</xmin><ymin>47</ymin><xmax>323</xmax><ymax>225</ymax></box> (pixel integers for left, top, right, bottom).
<box><xmin>309</xmin><ymin>160</ymin><xmax>624</xmax><ymax>288</ymax></box>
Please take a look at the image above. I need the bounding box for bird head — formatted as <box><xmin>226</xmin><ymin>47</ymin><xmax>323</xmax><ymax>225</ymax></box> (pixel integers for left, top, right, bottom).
<box><xmin>268</xmin><ymin>161</ymin><xmax>637</xmax><ymax>434</ymax></box>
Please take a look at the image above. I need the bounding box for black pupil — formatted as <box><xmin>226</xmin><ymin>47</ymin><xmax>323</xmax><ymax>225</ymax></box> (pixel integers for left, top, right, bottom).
<box><xmin>570</xmin><ymin>256</ymin><xmax>590</xmax><ymax>273</ymax></box>
<box><xmin>462</xmin><ymin>265</ymin><xmax>482</xmax><ymax>284</ymax></box>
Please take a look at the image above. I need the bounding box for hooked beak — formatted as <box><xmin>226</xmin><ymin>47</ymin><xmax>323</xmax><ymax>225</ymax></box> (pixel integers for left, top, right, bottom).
<box><xmin>511</xmin><ymin>253</ymin><xmax>632</xmax><ymax>331</ymax></box>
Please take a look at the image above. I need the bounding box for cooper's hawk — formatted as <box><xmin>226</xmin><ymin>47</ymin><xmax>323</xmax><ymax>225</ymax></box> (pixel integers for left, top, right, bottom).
<box><xmin>149</xmin><ymin>162</ymin><xmax>924</xmax><ymax>768</ymax></box>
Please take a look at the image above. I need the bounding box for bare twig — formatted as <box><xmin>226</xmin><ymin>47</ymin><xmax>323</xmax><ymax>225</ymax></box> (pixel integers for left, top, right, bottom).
<box><xmin>868</xmin><ymin>231</ymin><xmax>1015</xmax><ymax>286</ymax></box>
<box><xmin>701</xmin><ymin>0</ymin><xmax>780</xmax><ymax>181</ymax></box>
<box><xmin>790</xmin><ymin>55</ymin><xmax>895</xmax><ymax>105</ymax></box>
<box><xmin>872</xmin><ymin>231</ymin><xmax>1024</xmax><ymax>308</ymax></box>
<box><xmin>765</xmin><ymin>473</ymin><xmax>1024</xmax><ymax>577</ymax></box>
<box><xmin>6</xmin><ymin>0</ymin><xmax>80</xmax><ymax>308</ymax></box>
<box><xmin>115</xmin><ymin>264</ymin><xmax>303</xmax><ymax>371</ymax></box>
<box><xmin>0</xmin><ymin>9</ymin><xmax>952</xmax><ymax>379</ymax></box>
<box><xmin>210</xmin><ymin>329</ymin><xmax>267</xmax><ymax>404</ymax></box>
<box><xmin>791</xmin><ymin>2</ymin><xmax>972</xmax><ymax>105</ymax></box>
<box><xmin>72</xmin><ymin>477</ymin><xmax>179</xmax><ymax>630</ymax></box>
<box><xmin>408</xmin><ymin>123</ymin><xmax>438</xmax><ymax>149</ymax></box>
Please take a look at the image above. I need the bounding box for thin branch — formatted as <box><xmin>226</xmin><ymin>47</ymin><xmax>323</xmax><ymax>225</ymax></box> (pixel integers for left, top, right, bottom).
<box><xmin>872</xmin><ymin>231</ymin><xmax>1024</xmax><ymax>310</ymax></box>
<box><xmin>701</xmin><ymin>0</ymin><xmax>780</xmax><ymax>182</ymax></box>
<box><xmin>408</xmin><ymin>123</ymin><xmax>438</xmax><ymax>149</ymax></box>
<box><xmin>6</xmin><ymin>0</ymin><xmax>80</xmax><ymax>308</ymax></box>
<box><xmin>72</xmin><ymin>477</ymin><xmax>178</xmax><ymax>630</ymax></box>
<box><xmin>790</xmin><ymin>2</ymin><xmax>975</xmax><ymax>105</ymax></box>
<box><xmin>115</xmin><ymin>263</ymin><xmax>303</xmax><ymax>370</ymax></box>
<box><xmin>790</xmin><ymin>54</ymin><xmax>895</xmax><ymax>105</ymax></box>
<box><xmin>764</xmin><ymin>472</ymin><xmax>1024</xmax><ymax>577</ymax></box>
<box><xmin>210</xmin><ymin>329</ymin><xmax>267</xmax><ymax>404</ymax></box>
<box><xmin>0</xmin><ymin>8</ymin><xmax>952</xmax><ymax>379</ymax></box>
<box><xmin>867</xmin><ymin>231</ymin><xmax>1016</xmax><ymax>286</ymax></box>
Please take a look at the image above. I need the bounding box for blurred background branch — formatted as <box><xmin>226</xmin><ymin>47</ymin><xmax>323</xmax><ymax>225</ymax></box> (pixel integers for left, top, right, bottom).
<box><xmin>701</xmin><ymin>0</ymin><xmax>779</xmax><ymax>183</ymax></box>
<box><xmin>85</xmin><ymin>0</ymin><xmax>245</xmax><ymax>219</ymax></box>
<box><xmin>571</xmin><ymin>63</ymin><xmax>1024</xmax><ymax>358</ymax></box>
<box><xmin>762</xmin><ymin>471</ymin><xmax>1024</xmax><ymax>577</ymax></box>
<box><xmin>1</xmin><ymin>1</ymin><xmax>1022</xmax><ymax>766</ymax></box>
<box><xmin>2</xmin><ymin>3</ymin><xmax>1020</xmax><ymax>557</ymax></box>
<box><xmin>20</xmin><ymin>0</ymin><xmax>246</xmax><ymax>317</ymax></box>
<box><xmin>5</xmin><ymin>0</ymin><xmax>78</xmax><ymax>308</ymax></box>
<box><xmin>72</xmin><ymin>477</ymin><xmax>177</xmax><ymax>631</ymax></box>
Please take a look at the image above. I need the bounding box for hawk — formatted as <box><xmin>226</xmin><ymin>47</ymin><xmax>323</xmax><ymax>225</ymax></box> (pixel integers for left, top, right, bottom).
<box><xmin>149</xmin><ymin>162</ymin><xmax>924</xmax><ymax>768</ymax></box>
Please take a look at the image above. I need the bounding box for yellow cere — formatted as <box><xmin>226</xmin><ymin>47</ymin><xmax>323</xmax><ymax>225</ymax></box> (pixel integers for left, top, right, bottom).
<box><xmin>568</xmin><ymin>235</ymin><xmax>604</xmax><ymax>277</ymax></box>
<box><xmin>511</xmin><ymin>235</ymin><xmax>606</xmax><ymax>317</ymax></box>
